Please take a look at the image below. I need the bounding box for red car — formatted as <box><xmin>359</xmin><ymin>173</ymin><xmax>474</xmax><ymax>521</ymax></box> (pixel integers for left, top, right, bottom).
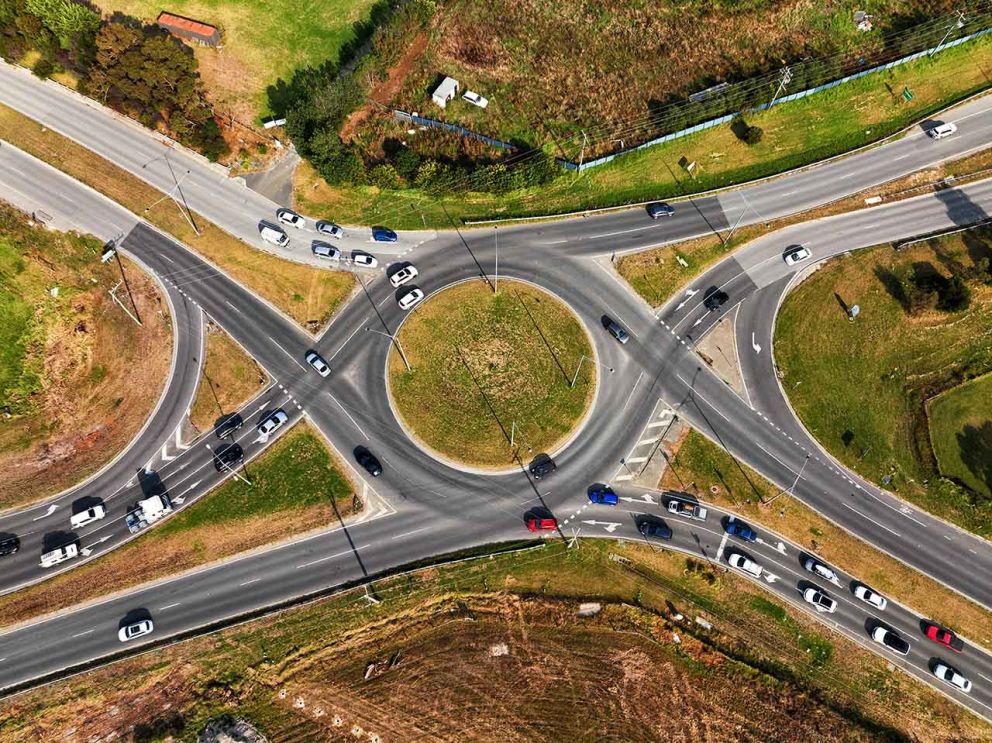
<box><xmin>925</xmin><ymin>622</ymin><xmax>964</xmax><ymax>652</ymax></box>
<box><xmin>527</xmin><ymin>517</ymin><xmax>558</xmax><ymax>532</ymax></box>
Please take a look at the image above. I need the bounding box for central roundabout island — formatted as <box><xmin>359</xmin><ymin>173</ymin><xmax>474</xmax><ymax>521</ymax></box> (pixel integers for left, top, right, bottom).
<box><xmin>387</xmin><ymin>278</ymin><xmax>597</xmax><ymax>470</ymax></box>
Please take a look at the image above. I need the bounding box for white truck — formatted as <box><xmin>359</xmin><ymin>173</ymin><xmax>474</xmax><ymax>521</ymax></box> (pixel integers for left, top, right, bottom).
<box><xmin>125</xmin><ymin>494</ymin><xmax>173</xmax><ymax>533</ymax></box>
<box><xmin>667</xmin><ymin>498</ymin><xmax>708</xmax><ymax>521</ymax></box>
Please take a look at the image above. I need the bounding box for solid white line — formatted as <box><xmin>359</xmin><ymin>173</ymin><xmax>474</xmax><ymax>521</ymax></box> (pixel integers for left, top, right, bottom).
<box><xmin>841</xmin><ymin>502</ymin><xmax>901</xmax><ymax>537</ymax></box>
<box><xmin>621</xmin><ymin>372</ymin><xmax>644</xmax><ymax>412</ymax></box>
<box><xmin>390</xmin><ymin>526</ymin><xmax>431</xmax><ymax>540</ymax></box>
<box><xmin>71</xmin><ymin>629</ymin><xmax>94</xmax><ymax>638</ymax></box>
<box><xmin>327</xmin><ymin>324</ymin><xmax>363</xmax><ymax>363</ymax></box>
<box><xmin>239</xmin><ymin>578</ymin><xmax>260</xmax><ymax>586</ymax></box>
<box><xmin>327</xmin><ymin>392</ymin><xmax>370</xmax><ymax>440</ymax></box>
<box><xmin>268</xmin><ymin>336</ymin><xmax>306</xmax><ymax>371</ymax></box>
<box><xmin>225</xmin><ymin>300</ymin><xmax>241</xmax><ymax>313</ymax></box>
<box><xmin>295</xmin><ymin>545</ymin><xmax>368</xmax><ymax>569</ymax></box>
<box><xmin>158</xmin><ymin>602</ymin><xmax>181</xmax><ymax>611</ymax></box>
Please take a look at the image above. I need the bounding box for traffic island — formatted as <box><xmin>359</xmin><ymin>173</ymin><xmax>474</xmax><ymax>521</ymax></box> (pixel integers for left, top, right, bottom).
<box><xmin>387</xmin><ymin>279</ymin><xmax>596</xmax><ymax>470</ymax></box>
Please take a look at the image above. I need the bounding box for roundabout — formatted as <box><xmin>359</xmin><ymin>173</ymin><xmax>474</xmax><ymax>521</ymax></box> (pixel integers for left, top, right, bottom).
<box><xmin>386</xmin><ymin>278</ymin><xmax>597</xmax><ymax>470</ymax></box>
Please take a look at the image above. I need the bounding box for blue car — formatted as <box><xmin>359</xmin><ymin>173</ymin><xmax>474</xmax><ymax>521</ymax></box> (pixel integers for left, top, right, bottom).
<box><xmin>372</xmin><ymin>226</ymin><xmax>397</xmax><ymax>243</ymax></box>
<box><xmin>725</xmin><ymin>518</ymin><xmax>757</xmax><ymax>542</ymax></box>
<box><xmin>588</xmin><ymin>485</ymin><xmax>618</xmax><ymax>506</ymax></box>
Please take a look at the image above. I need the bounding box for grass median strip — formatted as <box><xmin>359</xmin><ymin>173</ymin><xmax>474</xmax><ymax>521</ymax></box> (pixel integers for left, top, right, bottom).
<box><xmin>928</xmin><ymin>373</ymin><xmax>992</xmax><ymax>502</ymax></box>
<box><xmin>0</xmin><ymin>540</ymin><xmax>985</xmax><ymax>740</ymax></box>
<box><xmin>389</xmin><ymin>279</ymin><xmax>595</xmax><ymax>468</ymax></box>
<box><xmin>0</xmin><ymin>423</ymin><xmax>356</xmax><ymax>629</ymax></box>
<box><xmin>188</xmin><ymin>323</ymin><xmax>268</xmax><ymax>434</ymax></box>
<box><xmin>0</xmin><ymin>103</ymin><xmax>354</xmax><ymax>329</ymax></box>
<box><xmin>662</xmin><ymin>429</ymin><xmax>992</xmax><ymax>651</ymax></box>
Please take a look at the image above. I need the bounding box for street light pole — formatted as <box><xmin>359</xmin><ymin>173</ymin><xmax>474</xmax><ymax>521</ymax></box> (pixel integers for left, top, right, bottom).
<box><xmin>766</xmin><ymin>453</ymin><xmax>810</xmax><ymax>506</ymax></box>
<box><xmin>494</xmin><ymin>225</ymin><xmax>499</xmax><ymax>295</ymax></box>
<box><xmin>570</xmin><ymin>354</ymin><xmax>614</xmax><ymax>388</ymax></box>
<box><xmin>930</xmin><ymin>11</ymin><xmax>966</xmax><ymax>57</ymax></box>
<box><xmin>366</xmin><ymin>327</ymin><xmax>411</xmax><ymax>372</ymax></box>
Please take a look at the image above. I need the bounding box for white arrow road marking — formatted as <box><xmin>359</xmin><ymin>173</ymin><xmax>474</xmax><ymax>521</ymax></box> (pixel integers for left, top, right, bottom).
<box><xmin>32</xmin><ymin>504</ymin><xmax>57</xmax><ymax>521</ymax></box>
<box><xmin>174</xmin><ymin>426</ymin><xmax>190</xmax><ymax>450</ymax></box>
<box><xmin>692</xmin><ymin>315</ymin><xmax>705</xmax><ymax>328</ymax></box>
<box><xmin>80</xmin><ymin>535</ymin><xmax>112</xmax><ymax>556</ymax></box>
<box><xmin>756</xmin><ymin>537</ymin><xmax>787</xmax><ymax>554</ymax></box>
<box><xmin>582</xmin><ymin>520</ymin><xmax>623</xmax><ymax>533</ymax></box>
<box><xmin>685</xmin><ymin>288</ymin><xmax>698</xmax><ymax>298</ymax></box>
<box><xmin>763</xmin><ymin>572</ymin><xmax>780</xmax><ymax>584</ymax></box>
<box><xmin>621</xmin><ymin>494</ymin><xmax>658</xmax><ymax>505</ymax></box>
<box><xmin>675</xmin><ymin>299</ymin><xmax>688</xmax><ymax>311</ymax></box>
<box><xmin>160</xmin><ymin>443</ymin><xmax>175</xmax><ymax>462</ymax></box>
<box><xmin>751</xmin><ymin>332</ymin><xmax>761</xmax><ymax>354</ymax></box>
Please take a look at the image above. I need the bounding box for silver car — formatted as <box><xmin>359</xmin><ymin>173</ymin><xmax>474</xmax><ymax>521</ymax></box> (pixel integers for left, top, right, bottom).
<box><xmin>316</xmin><ymin>220</ymin><xmax>344</xmax><ymax>238</ymax></box>
<box><xmin>276</xmin><ymin>208</ymin><xmax>305</xmax><ymax>228</ymax></box>
<box><xmin>257</xmin><ymin>409</ymin><xmax>288</xmax><ymax>436</ymax></box>
<box><xmin>305</xmin><ymin>351</ymin><xmax>330</xmax><ymax>377</ymax></box>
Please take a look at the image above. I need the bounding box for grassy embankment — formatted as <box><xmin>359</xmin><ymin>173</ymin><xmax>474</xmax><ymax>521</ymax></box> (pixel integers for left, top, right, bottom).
<box><xmin>188</xmin><ymin>325</ymin><xmax>268</xmax><ymax>433</ymax></box>
<box><xmin>0</xmin><ymin>104</ymin><xmax>354</xmax><ymax>329</ymax></box>
<box><xmin>0</xmin><ymin>204</ymin><xmax>171</xmax><ymax>509</ymax></box>
<box><xmin>775</xmin><ymin>230</ymin><xmax>992</xmax><ymax>535</ymax></box>
<box><xmin>296</xmin><ymin>34</ymin><xmax>992</xmax><ymax>228</ymax></box>
<box><xmin>928</xmin><ymin>373</ymin><xmax>992</xmax><ymax>502</ymax></box>
<box><xmin>389</xmin><ymin>279</ymin><xmax>595</xmax><ymax>467</ymax></box>
<box><xmin>0</xmin><ymin>539</ymin><xmax>985</xmax><ymax>741</ymax></box>
<box><xmin>0</xmin><ymin>424</ymin><xmax>356</xmax><ymax>627</ymax></box>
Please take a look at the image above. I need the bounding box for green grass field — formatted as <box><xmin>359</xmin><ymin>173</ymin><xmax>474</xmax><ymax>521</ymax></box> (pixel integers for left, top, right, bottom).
<box><xmin>95</xmin><ymin>0</ymin><xmax>380</xmax><ymax>117</ymax></box>
<box><xmin>774</xmin><ymin>231</ymin><xmax>992</xmax><ymax>535</ymax></box>
<box><xmin>297</xmin><ymin>34</ymin><xmax>992</xmax><ymax>227</ymax></box>
<box><xmin>389</xmin><ymin>279</ymin><xmax>595</xmax><ymax>467</ymax></box>
<box><xmin>928</xmin><ymin>373</ymin><xmax>992</xmax><ymax>502</ymax></box>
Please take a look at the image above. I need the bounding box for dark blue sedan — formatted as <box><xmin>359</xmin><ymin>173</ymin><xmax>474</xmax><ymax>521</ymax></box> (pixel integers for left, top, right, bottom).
<box><xmin>372</xmin><ymin>226</ymin><xmax>398</xmax><ymax>243</ymax></box>
<box><xmin>725</xmin><ymin>518</ymin><xmax>757</xmax><ymax>542</ymax></box>
<box><xmin>588</xmin><ymin>485</ymin><xmax>618</xmax><ymax>505</ymax></box>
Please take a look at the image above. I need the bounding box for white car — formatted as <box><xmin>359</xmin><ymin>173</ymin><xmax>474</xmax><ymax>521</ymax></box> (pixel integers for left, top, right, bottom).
<box><xmin>933</xmin><ymin>662</ymin><xmax>972</xmax><ymax>693</ymax></box>
<box><xmin>784</xmin><ymin>245</ymin><xmax>810</xmax><ymax>266</ymax></box>
<box><xmin>927</xmin><ymin>122</ymin><xmax>957</xmax><ymax>139</ymax></box>
<box><xmin>462</xmin><ymin>90</ymin><xmax>489</xmax><ymax>108</ymax></box>
<box><xmin>276</xmin><ymin>208</ymin><xmax>305</xmax><ymax>228</ymax></box>
<box><xmin>257</xmin><ymin>409</ymin><xmax>288</xmax><ymax>437</ymax></box>
<box><xmin>727</xmin><ymin>551</ymin><xmax>762</xmax><ymax>578</ymax></box>
<box><xmin>803</xmin><ymin>557</ymin><xmax>838</xmax><ymax>583</ymax></box>
<box><xmin>316</xmin><ymin>220</ymin><xmax>344</xmax><ymax>238</ymax></box>
<box><xmin>118</xmin><ymin>619</ymin><xmax>154</xmax><ymax>643</ymax></box>
<box><xmin>70</xmin><ymin>504</ymin><xmax>106</xmax><ymax>529</ymax></box>
<box><xmin>397</xmin><ymin>287</ymin><xmax>425</xmax><ymax>310</ymax></box>
<box><xmin>389</xmin><ymin>265</ymin><xmax>419</xmax><ymax>287</ymax></box>
<box><xmin>854</xmin><ymin>584</ymin><xmax>887</xmax><ymax>611</ymax></box>
<box><xmin>259</xmin><ymin>223</ymin><xmax>289</xmax><ymax>247</ymax></box>
<box><xmin>305</xmin><ymin>351</ymin><xmax>330</xmax><ymax>377</ymax></box>
<box><xmin>802</xmin><ymin>587</ymin><xmax>837</xmax><ymax>613</ymax></box>
<box><xmin>312</xmin><ymin>241</ymin><xmax>341</xmax><ymax>260</ymax></box>
<box><xmin>352</xmin><ymin>251</ymin><xmax>378</xmax><ymax>268</ymax></box>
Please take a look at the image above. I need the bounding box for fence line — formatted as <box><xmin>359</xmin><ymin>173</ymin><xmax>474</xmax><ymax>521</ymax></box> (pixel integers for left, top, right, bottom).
<box><xmin>393</xmin><ymin>110</ymin><xmax>517</xmax><ymax>151</ymax></box>
<box><xmin>565</xmin><ymin>27</ymin><xmax>992</xmax><ymax>172</ymax></box>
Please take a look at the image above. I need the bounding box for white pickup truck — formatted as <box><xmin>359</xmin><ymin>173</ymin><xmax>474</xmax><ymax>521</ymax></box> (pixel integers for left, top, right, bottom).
<box><xmin>667</xmin><ymin>499</ymin><xmax>708</xmax><ymax>521</ymax></box>
<box><xmin>125</xmin><ymin>494</ymin><xmax>173</xmax><ymax>533</ymax></box>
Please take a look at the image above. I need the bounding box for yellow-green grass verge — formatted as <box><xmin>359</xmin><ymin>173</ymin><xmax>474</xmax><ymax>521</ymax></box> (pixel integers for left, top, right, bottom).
<box><xmin>775</xmin><ymin>232</ymin><xmax>992</xmax><ymax>536</ymax></box>
<box><xmin>189</xmin><ymin>323</ymin><xmax>268</xmax><ymax>433</ymax></box>
<box><xmin>0</xmin><ymin>423</ymin><xmax>356</xmax><ymax>629</ymax></box>
<box><xmin>0</xmin><ymin>540</ymin><xmax>985</xmax><ymax>741</ymax></box>
<box><xmin>663</xmin><ymin>429</ymin><xmax>992</xmax><ymax>652</ymax></box>
<box><xmin>928</xmin><ymin>373</ymin><xmax>992</xmax><ymax>502</ymax></box>
<box><xmin>297</xmin><ymin>35</ymin><xmax>992</xmax><ymax>229</ymax></box>
<box><xmin>0</xmin><ymin>203</ymin><xmax>171</xmax><ymax>510</ymax></box>
<box><xmin>389</xmin><ymin>279</ymin><xmax>595</xmax><ymax>468</ymax></box>
<box><xmin>0</xmin><ymin>103</ymin><xmax>355</xmax><ymax>329</ymax></box>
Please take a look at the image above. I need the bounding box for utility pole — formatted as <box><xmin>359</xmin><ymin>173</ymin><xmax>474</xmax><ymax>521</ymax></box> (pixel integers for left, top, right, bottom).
<box><xmin>142</xmin><ymin>155</ymin><xmax>200</xmax><ymax>235</ymax></box>
<box><xmin>102</xmin><ymin>240</ymin><xmax>142</xmax><ymax>325</ymax></box>
<box><xmin>930</xmin><ymin>11</ymin><xmax>966</xmax><ymax>57</ymax></box>
<box><xmin>769</xmin><ymin>65</ymin><xmax>793</xmax><ymax>108</ymax></box>
<box><xmin>577</xmin><ymin>129</ymin><xmax>588</xmax><ymax>170</ymax></box>
<box><xmin>765</xmin><ymin>453</ymin><xmax>810</xmax><ymax>506</ymax></box>
<box><xmin>365</xmin><ymin>327</ymin><xmax>411</xmax><ymax>372</ymax></box>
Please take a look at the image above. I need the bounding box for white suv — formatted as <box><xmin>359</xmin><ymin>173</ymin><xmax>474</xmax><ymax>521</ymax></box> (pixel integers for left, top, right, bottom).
<box><xmin>927</xmin><ymin>122</ymin><xmax>957</xmax><ymax>139</ymax></box>
<box><xmin>276</xmin><ymin>208</ymin><xmax>305</xmax><ymax>228</ymax></box>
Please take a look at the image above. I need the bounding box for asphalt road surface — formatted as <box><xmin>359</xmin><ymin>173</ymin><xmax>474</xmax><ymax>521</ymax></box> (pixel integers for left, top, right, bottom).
<box><xmin>2</xmin><ymin>65</ymin><xmax>992</xmax><ymax>721</ymax></box>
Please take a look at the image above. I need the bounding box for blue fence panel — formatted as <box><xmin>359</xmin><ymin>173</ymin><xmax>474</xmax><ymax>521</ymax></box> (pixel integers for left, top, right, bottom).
<box><xmin>393</xmin><ymin>110</ymin><xmax>517</xmax><ymax>151</ymax></box>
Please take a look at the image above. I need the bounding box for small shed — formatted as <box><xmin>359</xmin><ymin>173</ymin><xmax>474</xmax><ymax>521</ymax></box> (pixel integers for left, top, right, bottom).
<box><xmin>432</xmin><ymin>76</ymin><xmax>459</xmax><ymax>108</ymax></box>
<box><xmin>157</xmin><ymin>12</ymin><xmax>221</xmax><ymax>47</ymax></box>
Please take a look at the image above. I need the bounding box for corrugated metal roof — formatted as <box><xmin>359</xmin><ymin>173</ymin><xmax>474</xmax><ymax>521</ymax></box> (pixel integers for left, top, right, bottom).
<box><xmin>157</xmin><ymin>12</ymin><xmax>219</xmax><ymax>40</ymax></box>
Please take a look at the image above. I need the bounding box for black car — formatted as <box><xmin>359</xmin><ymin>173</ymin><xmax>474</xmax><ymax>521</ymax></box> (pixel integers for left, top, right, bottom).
<box><xmin>601</xmin><ymin>316</ymin><xmax>629</xmax><ymax>344</ymax></box>
<box><xmin>215</xmin><ymin>413</ymin><xmax>244</xmax><ymax>439</ymax></box>
<box><xmin>528</xmin><ymin>455</ymin><xmax>557</xmax><ymax>480</ymax></box>
<box><xmin>646</xmin><ymin>202</ymin><xmax>675</xmax><ymax>219</ymax></box>
<box><xmin>356</xmin><ymin>447</ymin><xmax>383</xmax><ymax>477</ymax></box>
<box><xmin>213</xmin><ymin>443</ymin><xmax>244</xmax><ymax>471</ymax></box>
<box><xmin>639</xmin><ymin>519</ymin><xmax>672</xmax><ymax>541</ymax></box>
<box><xmin>0</xmin><ymin>536</ymin><xmax>19</xmax><ymax>556</ymax></box>
<box><xmin>703</xmin><ymin>289</ymin><xmax>729</xmax><ymax>311</ymax></box>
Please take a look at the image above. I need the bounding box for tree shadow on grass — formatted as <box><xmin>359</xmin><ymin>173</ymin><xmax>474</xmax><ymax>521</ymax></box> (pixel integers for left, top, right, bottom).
<box><xmin>956</xmin><ymin>421</ymin><xmax>992</xmax><ymax>505</ymax></box>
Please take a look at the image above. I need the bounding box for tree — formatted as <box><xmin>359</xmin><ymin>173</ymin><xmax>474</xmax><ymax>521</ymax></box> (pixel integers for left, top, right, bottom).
<box><xmin>744</xmin><ymin>124</ymin><xmax>764</xmax><ymax>145</ymax></box>
<box><xmin>25</xmin><ymin>0</ymin><xmax>98</xmax><ymax>51</ymax></box>
<box><xmin>937</xmin><ymin>274</ymin><xmax>971</xmax><ymax>312</ymax></box>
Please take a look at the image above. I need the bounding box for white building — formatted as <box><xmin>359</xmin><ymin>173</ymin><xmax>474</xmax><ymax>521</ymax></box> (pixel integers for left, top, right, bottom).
<box><xmin>432</xmin><ymin>76</ymin><xmax>459</xmax><ymax>108</ymax></box>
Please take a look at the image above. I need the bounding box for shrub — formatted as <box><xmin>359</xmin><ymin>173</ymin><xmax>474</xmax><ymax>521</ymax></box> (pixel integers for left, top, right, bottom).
<box><xmin>937</xmin><ymin>274</ymin><xmax>971</xmax><ymax>312</ymax></box>
<box><xmin>392</xmin><ymin>146</ymin><xmax>421</xmax><ymax>181</ymax></box>
<box><xmin>743</xmin><ymin>124</ymin><xmax>764</xmax><ymax>145</ymax></box>
<box><xmin>30</xmin><ymin>55</ymin><xmax>53</xmax><ymax>77</ymax></box>
<box><xmin>369</xmin><ymin>163</ymin><xmax>402</xmax><ymax>190</ymax></box>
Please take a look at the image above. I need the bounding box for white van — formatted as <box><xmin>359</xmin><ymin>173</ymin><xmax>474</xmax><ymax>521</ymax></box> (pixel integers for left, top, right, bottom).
<box><xmin>70</xmin><ymin>504</ymin><xmax>106</xmax><ymax>529</ymax></box>
<box><xmin>40</xmin><ymin>542</ymin><xmax>79</xmax><ymax>568</ymax></box>
<box><xmin>260</xmin><ymin>224</ymin><xmax>289</xmax><ymax>247</ymax></box>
